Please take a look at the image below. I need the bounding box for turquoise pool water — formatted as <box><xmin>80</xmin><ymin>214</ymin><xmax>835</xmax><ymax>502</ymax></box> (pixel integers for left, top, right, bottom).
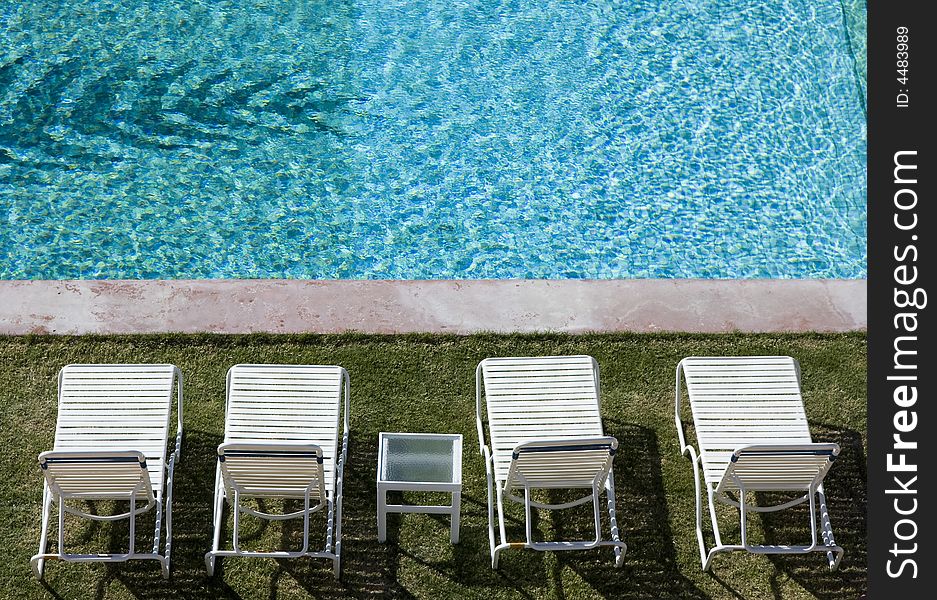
<box><xmin>1</xmin><ymin>0</ymin><xmax>866</xmax><ymax>279</ymax></box>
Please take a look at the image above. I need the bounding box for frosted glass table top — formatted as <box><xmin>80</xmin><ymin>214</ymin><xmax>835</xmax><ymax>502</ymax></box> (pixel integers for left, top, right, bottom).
<box><xmin>379</xmin><ymin>433</ymin><xmax>462</xmax><ymax>485</ymax></box>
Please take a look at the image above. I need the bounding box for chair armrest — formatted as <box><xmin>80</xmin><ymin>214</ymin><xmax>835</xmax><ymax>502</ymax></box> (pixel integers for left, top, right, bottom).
<box><xmin>674</xmin><ymin>359</ymin><xmax>693</xmax><ymax>455</ymax></box>
<box><xmin>716</xmin><ymin>443</ymin><xmax>841</xmax><ymax>497</ymax></box>
<box><xmin>175</xmin><ymin>366</ymin><xmax>184</xmax><ymax>461</ymax></box>
<box><xmin>475</xmin><ymin>361</ymin><xmax>486</xmax><ymax>455</ymax></box>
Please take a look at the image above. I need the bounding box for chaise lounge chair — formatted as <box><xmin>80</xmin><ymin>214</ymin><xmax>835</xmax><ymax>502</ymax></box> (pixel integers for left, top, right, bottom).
<box><xmin>675</xmin><ymin>356</ymin><xmax>844</xmax><ymax>571</ymax></box>
<box><xmin>31</xmin><ymin>364</ymin><xmax>183</xmax><ymax>579</ymax></box>
<box><xmin>476</xmin><ymin>355</ymin><xmax>627</xmax><ymax>568</ymax></box>
<box><xmin>205</xmin><ymin>364</ymin><xmax>349</xmax><ymax>579</ymax></box>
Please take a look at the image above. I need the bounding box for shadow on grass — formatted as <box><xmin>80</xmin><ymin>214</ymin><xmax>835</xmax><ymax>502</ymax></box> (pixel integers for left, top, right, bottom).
<box><xmin>37</xmin><ymin>422</ymin><xmax>725</xmax><ymax>599</ymax></box>
<box><xmin>551</xmin><ymin>421</ymin><xmax>707</xmax><ymax>599</ymax></box>
<box><xmin>62</xmin><ymin>429</ymin><xmax>242</xmax><ymax>599</ymax></box>
<box><xmin>36</xmin><ymin>428</ymin><xmax>553</xmax><ymax>598</ymax></box>
<box><xmin>448</xmin><ymin>494</ymin><xmax>553</xmax><ymax>597</ymax></box>
<box><xmin>761</xmin><ymin>423</ymin><xmax>868</xmax><ymax>599</ymax></box>
<box><xmin>272</xmin><ymin>431</ymin><xmax>412</xmax><ymax>599</ymax></box>
<box><xmin>295</xmin><ymin>433</ymin><xmax>551</xmax><ymax>599</ymax></box>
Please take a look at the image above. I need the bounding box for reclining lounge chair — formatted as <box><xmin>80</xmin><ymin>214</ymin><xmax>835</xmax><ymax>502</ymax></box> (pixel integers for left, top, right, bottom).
<box><xmin>31</xmin><ymin>364</ymin><xmax>183</xmax><ymax>579</ymax></box>
<box><xmin>476</xmin><ymin>355</ymin><xmax>627</xmax><ymax>568</ymax></box>
<box><xmin>205</xmin><ymin>364</ymin><xmax>349</xmax><ymax>579</ymax></box>
<box><xmin>675</xmin><ymin>356</ymin><xmax>843</xmax><ymax>571</ymax></box>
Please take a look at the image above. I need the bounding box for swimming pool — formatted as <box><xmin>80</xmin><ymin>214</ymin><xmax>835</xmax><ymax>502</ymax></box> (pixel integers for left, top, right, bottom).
<box><xmin>1</xmin><ymin>0</ymin><xmax>866</xmax><ymax>280</ymax></box>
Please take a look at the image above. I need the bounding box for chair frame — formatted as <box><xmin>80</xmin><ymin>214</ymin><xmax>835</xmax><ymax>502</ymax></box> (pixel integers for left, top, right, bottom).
<box><xmin>31</xmin><ymin>365</ymin><xmax>183</xmax><ymax>580</ymax></box>
<box><xmin>675</xmin><ymin>356</ymin><xmax>844</xmax><ymax>571</ymax></box>
<box><xmin>476</xmin><ymin>356</ymin><xmax>627</xmax><ymax>569</ymax></box>
<box><xmin>205</xmin><ymin>365</ymin><xmax>350</xmax><ymax>579</ymax></box>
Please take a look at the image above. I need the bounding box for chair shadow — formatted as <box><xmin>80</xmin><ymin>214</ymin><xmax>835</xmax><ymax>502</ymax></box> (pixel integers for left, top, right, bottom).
<box><xmin>447</xmin><ymin>491</ymin><xmax>553</xmax><ymax>596</ymax></box>
<box><xmin>84</xmin><ymin>428</ymin><xmax>241</xmax><ymax>598</ymax></box>
<box><xmin>272</xmin><ymin>431</ymin><xmax>415</xmax><ymax>598</ymax></box>
<box><xmin>279</xmin><ymin>432</ymin><xmax>550</xmax><ymax>598</ymax></box>
<box><xmin>760</xmin><ymin>423</ymin><xmax>868</xmax><ymax>599</ymax></box>
<box><xmin>62</xmin><ymin>430</ymin><xmax>413</xmax><ymax>598</ymax></box>
<box><xmin>40</xmin><ymin>428</ymin><xmax>550</xmax><ymax>598</ymax></box>
<box><xmin>37</xmin><ymin>422</ymin><xmax>720</xmax><ymax>599</ymax></box>
<box><xmin>551</xmin><ymin>420</ymin><xmax>709</xmax><ymax>599</ymax></box>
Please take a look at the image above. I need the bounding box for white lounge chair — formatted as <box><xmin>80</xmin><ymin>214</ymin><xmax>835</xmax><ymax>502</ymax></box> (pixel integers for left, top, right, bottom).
<box><xmin>476</xmin><ymin>355</ymin><xmax>627</xmax><ymax>568</ymax></box>
<box><xmin>675</xmin><ymin>356</ymin><xmax>844</xmax><ymax>571</ymax></box>
<box><xmin>31</xmin><ymin>364</ymin><xmax>183</xmax><ymax>579</ymax></box>
<box><xmin>205</xmin><ymin>364</ymin><xmax>349</xmax><ymax>579</ymax></box>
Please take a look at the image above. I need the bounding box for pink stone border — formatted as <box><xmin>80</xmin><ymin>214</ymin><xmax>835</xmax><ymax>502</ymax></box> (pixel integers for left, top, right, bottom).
<box><xmin>0</xmin><ymin>280</ymin><xmax>865</xmax><ymax>335</ymax></box>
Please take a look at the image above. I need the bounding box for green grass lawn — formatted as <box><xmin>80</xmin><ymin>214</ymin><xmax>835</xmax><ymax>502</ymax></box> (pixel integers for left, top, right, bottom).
<box><xmin>0</xmin><ymin>334</ymin><xmax>867</xmax><ymax>599</ymax></box>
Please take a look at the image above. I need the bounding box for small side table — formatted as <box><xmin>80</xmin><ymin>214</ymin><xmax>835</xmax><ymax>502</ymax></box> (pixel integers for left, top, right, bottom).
<box><xmin>377</xmin><ymin>432</ymin><xmax>463</xmax><ymax>544</ymax></box>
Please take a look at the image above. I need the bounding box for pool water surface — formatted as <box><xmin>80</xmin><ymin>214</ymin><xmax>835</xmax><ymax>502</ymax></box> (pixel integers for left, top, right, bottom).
<box><xmin>0</xmin><ymin>0</ymin><xmax>866</xmax><ymax>279</ymax></box>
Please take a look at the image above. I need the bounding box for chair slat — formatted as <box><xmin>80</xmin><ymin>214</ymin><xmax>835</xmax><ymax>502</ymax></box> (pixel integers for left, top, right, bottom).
<box><xmin>482</xmin><ymin>356</ymin><xmax>604</xmax><ymax>482</ymax></box>
<box><xmin>681</xmin><ymin>356</ymin><xmax>812</xmax><ymax>486</ymax></box>
<box><xmin>225</xmin><ymin>364</ymin><xmax>343</xmax><ymax>493</ymax></box>
<box><xmin>54</xmin><ymin>364</ymin><xmax>176</xmax><ymax>493</ymax></box>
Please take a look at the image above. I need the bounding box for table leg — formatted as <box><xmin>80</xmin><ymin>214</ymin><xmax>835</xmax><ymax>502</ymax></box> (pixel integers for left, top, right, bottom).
<box><xmin>450</xmin><ymin>489</ymin><xmax>461</xmax><ymax>544</ymax></box>
<box><xmin>377</xmin><ymin>486</ymin><xmax>387</xmax><ymax>543</ymax></box>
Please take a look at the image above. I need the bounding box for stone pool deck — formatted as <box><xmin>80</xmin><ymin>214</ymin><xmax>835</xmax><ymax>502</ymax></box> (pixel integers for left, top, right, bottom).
<box><xmin>0</xmin><ymin>279</ymin><xmax>865</xmax><ymax>335</ymax></box>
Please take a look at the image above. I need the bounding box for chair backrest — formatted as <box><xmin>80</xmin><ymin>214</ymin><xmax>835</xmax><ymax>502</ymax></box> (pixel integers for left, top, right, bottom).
<box><xmin>504</xmin><ymin>438</ymin><xmax>618</xmax><ymax>490</ymax></box>
<box><xmin>679</xmin><ymin>356</ymin><xmax>813</xmax><ymax>486</ymax></box>
<box><xmin>480</xmin><ymin>356</ymin><xmax>604</xmax><ymax>483</ymax></box>
<box><xmin>39</xmin><ymin>450</ymin><xmax>154</xmax><ymax>500</ymax></box>
<box><xmin>716</xmin><ymin>444</ymin><xmax>839</xmax><ymax>495</ymax></box>
<box><xmin>225</xmin><ymin>364</ymin><xmax>345</xmax><ymax>493</ymax></box>
<box><xmin>54</xmin><ymin>364</ymin><xmax>177</xmax><ymax>494</ymax></box>
<box><xmin>217</xmin><ymin>442</ymin><xmax>326</xmax><ymax>500</ymax></box>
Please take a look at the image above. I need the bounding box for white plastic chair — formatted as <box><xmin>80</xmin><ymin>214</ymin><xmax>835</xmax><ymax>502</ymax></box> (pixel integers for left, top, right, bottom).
<box><xmin>476</xmin><ymin>355</ymin><xmax>626</xmax><ymax>568</ymax></box>
<box><xmin>31</xmin><ymin>364</ymin><xmax>183</xmax><ymax>579</ymax></box>
<box><xmin>675</xmin><ymin>356</ymin><xmax>844</xmax><ymax>571</ymax></box>
<box><xmin>205</xmin><ymin>364</ymin><xmax>349</xmax><ymax>579</ymax></box>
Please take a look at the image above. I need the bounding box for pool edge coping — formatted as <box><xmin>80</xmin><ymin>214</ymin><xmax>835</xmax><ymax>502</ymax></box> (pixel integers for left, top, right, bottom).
<box><xmin>0</xmin><ymin>279</ymin><xmax>866</xmax><ymax>335</ymax></box>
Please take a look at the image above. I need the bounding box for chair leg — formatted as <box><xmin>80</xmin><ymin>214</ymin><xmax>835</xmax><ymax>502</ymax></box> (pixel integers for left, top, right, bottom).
<box><xmin>807</xmin><ymin>486</ymin><xmax>819</xmax><ymax>550</ymax></box>
<box><xmin>523</xmin><ymin>487</ymin><xmax>535</xmax><ymax>546</ymax></box>
<box><xmin>152</xmin><ymin>493</ymin><xmax>163</xmax><ymax>556</ymax></box>
<box><xmin>232</xmin><ymin>489</ymin><xmax>242</xmax><ymax>554</ymax></box>
<box><xmin>164</xmin><ymin>454</ymin><xmax>176</xmax><ymax>578</ymax></box>
<box><xmin>817</xmin><ymin>484</ymin><xmax>842</xmax><ymax>570</ymax></box>
<box><xmin>701</xmin><ymin>484</ymin><xmax>725</xmax><ymax>572</ymax></box>
<box><xmin>333</xmin><ymin>490</ymin><xmax>342</xmax><ymax>578</ymax></box>
<box><xmin>591</xmin><ymin>484</ymin><xmax>603</xmax><ymax>545</ymax></box>
<box><xmin>685</xmin><ymin>447</ymin><xmax>712</xmax><ymax>571</ymax></box>
<box><xmin>31</xmin><ymin>485</ymin><xmax>53</xmax><ymax>579</ymax></box>
<box><xmin>604</xmin><ymin>472</ymin><xmax>625</xmax><ymax>567</ymax></box>
<box><xmin>206</xmin><ymin>466</ymin><xmax>224</xmax><ymax>576</ymax></box>
<box><xmin>129</xmin><ymin>490</ymin><xmax>137</xmax><ymax>557</ymax></box>
<box><xmin>300</xmin><ymin>491</ymin><xmax>311</xmax><ymax>555</ymax></box>
<box><xmin>57</xmin><ymin>495</ymin><xmax>66</xmax><ymax>557</ymax></box>
<box><xmin>334</xmin><ymin>467</ymin><xmax>344</xmax><ymax>580</ymax></box>
<box><xmin>493</xmin><ymin>485</ymin><xmax>508</xmax><ymax>569</ymax></box>
<box><xmin>483</xmin><ymin>453</ymin><xmax>497</xmax><ymax>567</ymax></box>
<box><xmin>707</xmin><ymin>485</ymin><xmax>723</xmax><ymax>550</ymax></box>
<box><xmin>738</xmin><ymin>486</ymin><xmax>749</xmax><ymax>550</ymax></box>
